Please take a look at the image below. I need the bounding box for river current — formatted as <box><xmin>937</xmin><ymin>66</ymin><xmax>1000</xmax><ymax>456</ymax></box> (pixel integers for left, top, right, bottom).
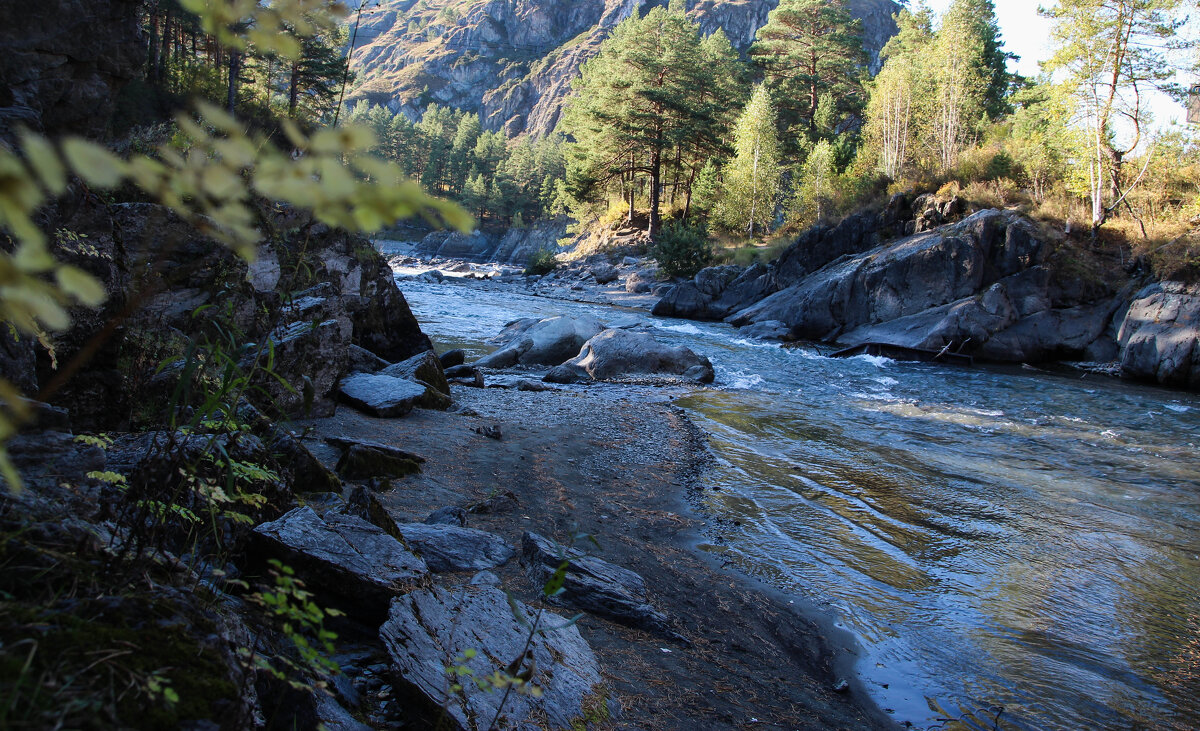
<box><xmin>396</xmin><ymin>276</ymin><xmax>1200</xmax><ymax>730</ymax></box>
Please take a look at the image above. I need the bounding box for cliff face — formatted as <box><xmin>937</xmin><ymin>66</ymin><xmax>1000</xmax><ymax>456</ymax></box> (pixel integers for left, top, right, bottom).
<box><xmin>347</xmin><ymin>0</ymin><xmax>900</xmax><ymax>137</ymax></box>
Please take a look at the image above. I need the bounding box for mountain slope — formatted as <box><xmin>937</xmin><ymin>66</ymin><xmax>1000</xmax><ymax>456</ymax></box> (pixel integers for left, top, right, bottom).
<box><xmin>347</xmin><ymin>0</ymin><xmax>900</xmax><ymax>136</ymax></box>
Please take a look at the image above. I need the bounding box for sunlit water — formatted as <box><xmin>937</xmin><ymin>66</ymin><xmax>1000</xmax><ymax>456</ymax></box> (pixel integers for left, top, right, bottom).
<box><xmin>397</xmin><ymin>277</ymin><xmax>1200</xmax><ymax>730</ymax></box>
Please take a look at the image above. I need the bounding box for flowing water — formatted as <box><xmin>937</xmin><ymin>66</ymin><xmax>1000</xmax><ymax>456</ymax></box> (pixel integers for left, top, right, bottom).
<box><xmin>397</xmin><ymin>276</ymin><xmax>1200</xmax><ymax>730</ymax></box>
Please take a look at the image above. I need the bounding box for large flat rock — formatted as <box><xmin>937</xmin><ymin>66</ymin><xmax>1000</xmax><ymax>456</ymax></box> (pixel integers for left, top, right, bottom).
<box><xmin>395</xmin><ymin>523</ymin><xmax>515</xmax><ymax>573</ymax></box>
<box><xmin>337</xmin><ymin>373</ymin><xmax>428</xmax><ymax>417</ymax></box>
<box><xmin>380</xmin><ymin>584</ymin><xmax>603</xmax><ymax>731</ymax></box>
<box><xmin>253</xmin><ymin>507</ymin><xmax>429</xmax><ymax>618</ymax></box>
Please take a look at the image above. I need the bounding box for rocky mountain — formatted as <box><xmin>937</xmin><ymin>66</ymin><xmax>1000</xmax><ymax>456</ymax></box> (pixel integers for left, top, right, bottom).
<box><xmin>346</xmin><ymin>0</ymin><xmax>901</xmax><ymax>137</ymax></box>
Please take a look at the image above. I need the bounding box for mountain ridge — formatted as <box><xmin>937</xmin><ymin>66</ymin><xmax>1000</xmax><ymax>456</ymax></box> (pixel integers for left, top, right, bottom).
<box><xmin>346</xmin><ymin>0</ymin><xmax>901</xmax><ymax>136</ymax></box>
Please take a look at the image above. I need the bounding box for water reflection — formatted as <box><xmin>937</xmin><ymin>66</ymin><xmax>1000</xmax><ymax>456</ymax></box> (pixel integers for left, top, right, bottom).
<box><xmin>399</xmin><ymin>279</ymin><xmax>1200</xmax><ymax>730</ymax></box>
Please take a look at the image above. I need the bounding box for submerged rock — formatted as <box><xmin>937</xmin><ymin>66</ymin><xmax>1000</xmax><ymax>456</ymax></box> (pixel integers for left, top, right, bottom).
<box><xmin>521</xmin><ymin>532</ymin><xmax>677</xmax><ymax>638</ymax></box>
<box><xmin>253</xmin><ymin>507</ymin><xmax>429</xmax><ymax>618</ymax></box>
<box><xmin>544</xmin><ymin>329</ymin><xmax>714</xmax><ymax>384</ymax></box>
<box><xmin>395</xmin><ymin>523</ymin><xmax>515</xmax><ymax>572</ymax></box>
<box><xmin>380</xmin><ymin>585</ymin><xmax>603</xmax><ymax>731</ymax></box>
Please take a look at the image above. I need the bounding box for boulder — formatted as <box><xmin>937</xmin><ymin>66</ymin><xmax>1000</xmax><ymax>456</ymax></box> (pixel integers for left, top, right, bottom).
<box><xmin>336</xmin><ymin>442</ymin><xmax>425</xmax><ymax>479</ymax></box>
<box><xmin>248</xmin><ymin>319</ymin><xmax>349</xmax><ymax>419</ymax></box>
<box><xmin>1117</xmin><ymin>281</ymin><xmax>1200</xmax><ymax>389</ymax></box>
<box><xmin>394</xmin><ymin>523</ymin><xmax>515</xmax><ymax>572</ymax></box>
<box><xmin>591</xmin><ymin>263</ymin><xmax>619</xmax><ymax>284</ymax></box>
<box><xmin>267</xmin><ymin>430</ymin><xmax>341</xmax><ymax>494</ymax></box>
<box><xmin>337</xmin><ymin>374</ymin><xmax>429</xmax><ymax>417</ymax></box>
<box><xmin>625</xmin><ymin>270</ymin><xmax>656</xmax><ymax>294</ymax></box>
<box><xmin>380</xmin><ymin>585</ymin><xmax>603</xmax><ymax>731</ymax></box>
<box><xmin>544</xmin><ymin>329</ymin><xmax>715</xmax><ymax>384</ymax></box>
<box><xmin>439</xmin><ymin>349</ymin><xmax>467</xmax><ymax>369</ymax></box>
<box><xmin>346</xmin><ymin>344</ymin><xmax>390</xmax><ymax>374</ymax></box>
<box><xmin>253</xmin><ymin>507</ymin><xmax>429</xmax><ymax>619</ymax></box>
<box><xmin>740</xmin><ymin>320</ymin><xmax>791</xmax><ymax>341</ymax></box>
<box><xmin>425</xmin><ymin>506</ymin><xmax>468</xmax><ymax>527</ymax></box>
<box><xmin>379</xmin><ymin>350</ymin><xmax>452</xmax><ymax>409</ymax></box>
<box><xmin>476</xmin><ymin>315</ymin><xmax>605</xmax><ymax>368</ymax></box>
<box><xmin>521</xmin><ymin>532</ymin><xmax>676</xmax><ymax>638</ymax></box>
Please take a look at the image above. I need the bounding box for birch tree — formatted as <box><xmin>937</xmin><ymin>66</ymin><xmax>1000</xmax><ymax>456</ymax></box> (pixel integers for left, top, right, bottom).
<box><xmin>719</xmin><ymin>85</ymin><xmax>782</xmax><ymax>236</ymax></box>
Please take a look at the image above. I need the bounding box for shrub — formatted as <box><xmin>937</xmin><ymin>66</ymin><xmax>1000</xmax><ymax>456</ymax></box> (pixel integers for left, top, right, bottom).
<box><xmin>652</xmin><ymin>221</ymin><xmax>713</xmax><ymax>279</ymax></box>
<box><xmin>525</xmin><ymin>248</ymin><xmax>559</xmax><ymax>275</ymax></box>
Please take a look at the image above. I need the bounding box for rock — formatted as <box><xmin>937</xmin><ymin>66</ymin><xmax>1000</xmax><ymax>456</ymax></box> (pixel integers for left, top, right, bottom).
<box><xmin>448</xmin><ymin>371</ymin><xmax>486</xmax><ymax>388</ymax></box>
<box><xmin>378</xmin><ymin>350</ymin><xmax>451</xmax><ymax>409</ymax></box>
<box><xmin>9</xmin><ymin>431</ymin><xmax>105</xmax><ymax>490</ymax></box>
<box><xmin>468</xmin><ymin>490</ymin><xmax>520</xmax><ymax>515</ymax></box>
<box><xmin>268</xmin><ymin>431</ymin><xmax>341</xmax><ymax>494</ymax></box>
<box><xmin>1117</xmin><ymin>281</ymin><xmax>1200</xmax><ymax>389</ymax></box>
<box><xmin>521</xmin><ymin>532</ymin><xmax>676</xmax><ymax>638</ymax></box>
<box><xmin>253</xmin><ymin>507</ymin><xmax>429</xmax><ymax>619</ymax></box>
<box><xmin>394</xmin><ymin>523</ymin><xmax>515</xmax><ymax>572</ymax></box>
<box><xmin>337</xmin><ymin>373</ymin><xmax>429</xmax><ymax>418</ymax></box>
<box><xmin>439</xmin><ymin>349</ymin><xmax>467</xmax><ymax>368</ymax></box>
<box><xmin>622</xmin><ymin>256</ymin><xmax>640</xmax><ymax>266</ymax></box>
<box><xmin>544</xmin><ymin>329</ymin><xmax>715</xmax><ymax>384</ymax></box>
<box><xmin>346</xmin><ymin>344</ymin><xmax>390</xmax><ymax>374</ymax></box>
<box><xmin>476</xmin><ymin>315</ymin><xmax>605</xmax><ymax>368</ymax></box>
<box><xmin>625</xmin><ymin>271</ymin><xmax>656</xmax><ymax>294</ymax></box>
<box><xmin>379</xmin><ymin>585</ymin><xmax>603</xmax><ymax>731</ymax></box>
<box><xmin>740</xmin><ymin>320</ymin><xmax>791</xmax><ymax>341</ymax></box>
<box><xmin>249</xmin><ymin>319</ymin><xmax>349</xmax><ymax>418</ymax></box>
<box><xmin>379</xmin><ymin>350</ymin><xmax>450</xmax><ymax>398</ymax></box>
<box><xmin>591</xmin><ymin>263</ymin><xmax>619</xmax><ymax>284</ymax></box>
<box><xmin>424</xmin><ymin>506</ymin><xmax>467</xmax><ymax>527</ymax></box>
<box><xmin>443</xmin><ymin>364</ymin><xmax>476</xmax><ymax>379</ymax></box>
<box><xmin>474</xmin><ymin>424</ymin><xmax>503</xmax><ymax>440</ymax></box>
<box><xmin>335</xmin><ymin>441</ymin><xmax>425</xmax><ymax>480</ymax></box>
<box><xmin>470</xmin><ymin>571</ymin><xmax>502</xmax><ymax>586</ymax></box>
<box><xmin>517</xmin><ymin>379</ymin><xmax>557</xmax><ymax>392</ymax></box>
<box><xmin>343</xmin><ymin>484</ymin><xmax>405</xmax><ymax>542</ymax></box>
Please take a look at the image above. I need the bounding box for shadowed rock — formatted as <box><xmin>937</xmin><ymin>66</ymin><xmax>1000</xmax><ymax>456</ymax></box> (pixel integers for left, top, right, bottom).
<box><xmin>338</xmin><ymin>373</ymin><xmax>428</xmax><ymax>417</ymax></box>
<box><xmin>253</xmin><ymin>507</ymin><xmax>429</xmax><ymax>618</ymax></box>
<box><xmin>380</xmin><ymin>584</ymin><xmax>602</xmax><ymax>731</ymax></box>
<box><xmin>334</xmin><ymin>440</ymin><xmax>425</xmax><ymax>479</ymax></box>
<box><xmin>521</xmin><ymin>532</ymin><xmax>678</xmax><ymax>639</ymax></box>
<box><xmin>395</xmin><ymin>523</ymin><xmax>515</xmax><ymax>572</ymax></box>
<box><xmin>476</xmin><ymin>315</ymin><xmax>605</xmax><ymax>368</ymax></box>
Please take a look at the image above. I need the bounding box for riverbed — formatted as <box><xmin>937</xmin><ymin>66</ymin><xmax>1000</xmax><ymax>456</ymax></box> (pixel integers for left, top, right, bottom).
<box><xmin>396</xmin><ymin>274</ymin><xmax>1200</xmax><ymax>730</ymax></box>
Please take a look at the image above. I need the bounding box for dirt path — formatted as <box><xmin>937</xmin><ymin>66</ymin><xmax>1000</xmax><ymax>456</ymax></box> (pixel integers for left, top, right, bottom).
<box><xmin>304</xmin><ymin>386</ymin><xmax>893</xmax><ymax>731</ymax></box>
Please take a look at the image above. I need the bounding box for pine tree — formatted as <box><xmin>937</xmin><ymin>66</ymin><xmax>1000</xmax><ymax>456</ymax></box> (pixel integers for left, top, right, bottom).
<box><xmin>719</xmin><ymin>85</ymin><xmax>782</xmax><ymax>237</ymax></box>
<box><xmin>560</xmin><ymin>4</ymin><xmax>714</xmax><ymax>236</ymax></box>
<box><xmin>750</xmin><ymin>0</ymin><xmax>867</xmax><ymax>149</ymax></box>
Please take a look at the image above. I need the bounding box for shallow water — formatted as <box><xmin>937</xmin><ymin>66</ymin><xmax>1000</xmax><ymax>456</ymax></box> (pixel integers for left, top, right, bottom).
<box><xmin>398</xmin><ymin>277</ymin><xmax>1200</xmax><ymax>730</ymax></box>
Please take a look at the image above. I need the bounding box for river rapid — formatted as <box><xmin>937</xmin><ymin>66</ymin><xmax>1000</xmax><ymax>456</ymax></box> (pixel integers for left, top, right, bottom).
<box><xmin>396</xmin><ymin>275</ymin><xmax>1200</xmax><ymax>730</ymax></box>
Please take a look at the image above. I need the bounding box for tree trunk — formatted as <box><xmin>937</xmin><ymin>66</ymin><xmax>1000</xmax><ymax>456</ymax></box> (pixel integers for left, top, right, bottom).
<box><xmin>227</xmin><ymin>51</ymin><xmax>241</xmax><ymax>114</ymax></box>
<box><xmin>288</xmin><ymin>60</ymin><xmax>300</xmax><ymax>117</ymax></box>
<box><xmin>648</xmin><ymin>139</ymin><xmax>662</xmax><ymax>237</ymax></box>
<box><xmin>148</xmin><ymin>3</ymin><xmax>160</xmax><ymax>84</ymax></box>
<box><xmin>160</xmin><ymin>9</ymin><xmax>172</xmax><ymax>88</ymax></box>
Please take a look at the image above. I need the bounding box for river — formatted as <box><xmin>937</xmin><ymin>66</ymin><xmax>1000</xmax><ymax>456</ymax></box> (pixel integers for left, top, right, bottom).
<box><xmin>396</xmin><ymin>275</ymin><xmax>1200</xmax><ymax>730</ymax></box>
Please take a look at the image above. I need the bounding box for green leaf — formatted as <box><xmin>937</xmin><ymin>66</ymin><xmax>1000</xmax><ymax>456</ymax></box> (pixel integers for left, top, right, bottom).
<box><xmin>62</xmin><ymin>138</ymin><xmax>126</xmax><ymax>188</ymax></box>
<box><xmin>56</xmin><ymin>266</ymin><xmax>107</xmax><ymax>307</ymax></box>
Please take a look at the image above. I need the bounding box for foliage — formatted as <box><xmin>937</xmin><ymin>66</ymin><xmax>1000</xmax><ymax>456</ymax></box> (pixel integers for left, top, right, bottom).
<box><xmin>525</xmin><ymin>249</ymin><xmax>560</xmax><ymax>276</ymax></box>
<box><xmin>246</xmin><ymin>560</ymin><xmax>344</xmax><ymax>685</ymax></box>
<box><xmin>652</xmin><ymin>221</ymin><xmax>713</xmax><ymax>279</ymax></box>
<box><xmin>750</xmin><ymin>0</ymin><xmax>868</xmax><ymax>151</ymax></box>
<box><xmin>718</xmin><ymin>85</ymin><xmax>783</xmax><ymax>236</ymax></box>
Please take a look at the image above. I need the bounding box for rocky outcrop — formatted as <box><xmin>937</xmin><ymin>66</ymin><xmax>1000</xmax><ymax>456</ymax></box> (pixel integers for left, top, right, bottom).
<box><xmin>413</xmin><ymin>220</ymin><xmax>568</xmax><ymax>265</ymax></box>
<box><xmin>0</xmin><ymin>0</ymin><xmax>142</xmax><ymax>139</ymax></box>
<box><xmin>476</xmin><ymin>315</ymin><xmax>606</xmax><ymax>368</ymax></box>
<box><xmin>1117</xmin><ymin>282</ymin><xmax>1200</xmax><ymax>389</ymax></box>
<box><xmin>348</xmin><ymin>0</ymin><xmax>900</xmax><ymax>137</ymax></box>
<box><xmin>544</xmin><ymin>328</ymin><xmax>715</xmax><ymax>383</ymax></box>
<box><xmin>380</xmin><ymin>584</ymin><xmax>604</xmax><ymax>730</ymax></box>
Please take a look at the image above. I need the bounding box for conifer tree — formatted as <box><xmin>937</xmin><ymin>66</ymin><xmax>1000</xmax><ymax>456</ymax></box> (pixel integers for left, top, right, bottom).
<box><xmin>720</xmin><ymin>85</ymin><xmax>782</xmax><ymax>237</ymax></box>
<box><xmin>750</xmin><ymin>0</ymin><xmax>867</xmax><ymax>149</ymax></box>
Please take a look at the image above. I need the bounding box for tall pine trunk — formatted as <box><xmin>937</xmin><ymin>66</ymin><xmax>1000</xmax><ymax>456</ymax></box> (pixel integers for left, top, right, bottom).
<box><xmin>227</xmin><ymin>51</ymin><xmax>241</xmax><ymax>114</ymax></box>
<box><xmin>288</xmin><ymin>60</ymin><xmax>300</xmax><ymax>117</ymax></box>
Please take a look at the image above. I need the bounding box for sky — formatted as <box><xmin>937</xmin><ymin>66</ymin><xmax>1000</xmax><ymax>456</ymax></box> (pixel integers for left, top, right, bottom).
<box><xmin>923</xmin><ymin>0</ymin><xmax>1194</xmax><ymax>128</ymax></box>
